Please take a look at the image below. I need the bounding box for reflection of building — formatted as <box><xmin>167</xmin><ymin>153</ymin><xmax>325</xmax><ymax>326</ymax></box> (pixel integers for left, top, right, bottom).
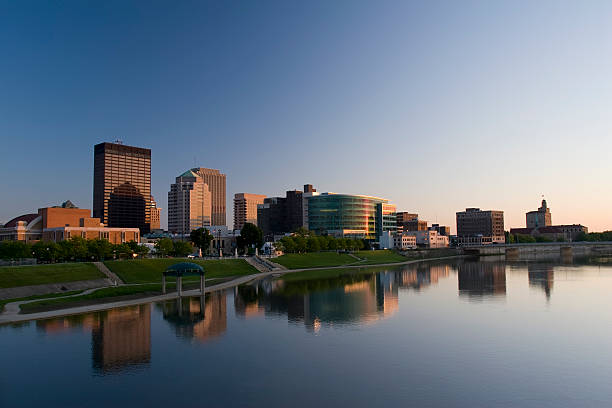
<box><xmin>92</xmin><ymin>305</ymin><xmax>151</xmax><ymax>373</ymax></box>
<box><xmin>0</xmin><ymin>201</ymin><xmax>139</xmax><ymax>243</ymax></box>
<box><xmin>528</xmin><ymin>264</ymin><xmax>554</xmax><ymax>299</ymax></box>
<box><xmin>37</xmin><ymin>305</ymin><xmax>152</xmax><ymax>374</ymax></box>
<box><xmin>235</xmin><ymin>269</ymin><xmax>404</xmax><ymax>331</ymax></box>
<box><xmin>93</xmin><ymin>142</ymin><xmax>152</xmax><ymax>234</ymax></box>
<box><xmin>457</xmin><ymin>261</ymin><xmax>506</xmax><ymax>297</ymax></box>
<box><xmin>397</xmin><ymin>264</ymin><xmax>451</xmax><ymax>290</ymax></box>
<box><xmin>233</xmin><ymin>193</ymin><xmax>266</xmax><ymax>230</ymax></box>
<box><xmin>160</xmin><ymin>292</ymin><xmax>227</xmax><ymax>342</ymax></box>
<box><xmin>456</xmin><ymin>208</ymin><xmax>505</xmax><ymax>246</ymax></box>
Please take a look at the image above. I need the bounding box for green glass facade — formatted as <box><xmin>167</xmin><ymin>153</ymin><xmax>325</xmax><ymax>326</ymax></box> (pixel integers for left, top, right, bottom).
<box><xmin>307</xmin><ymin>194</ymin><xmax>396</xmax><ymax>239</ymax></box>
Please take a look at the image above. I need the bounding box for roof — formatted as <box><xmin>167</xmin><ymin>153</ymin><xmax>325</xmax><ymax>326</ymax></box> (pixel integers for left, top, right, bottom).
<box><xmin>178</xmin><ymin>169</ymin><xmax>199</xmax><ymax>178</ymax></box>
<box><xmin>3</xmin><ymin>214</ymin><xmax>38</xmax><ymax>228</ymax></box>
<box><xmin>163</xmin><ymin>262</ymin><xmax>205</xmax><ymax>276</ymax></box>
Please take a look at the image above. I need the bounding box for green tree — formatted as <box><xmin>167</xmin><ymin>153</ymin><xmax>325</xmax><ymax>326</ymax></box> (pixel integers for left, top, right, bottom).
<box><xmin>293</xmin><ymin>227</ymin><xmax>312</xmax><ymax>238</ymax></box>
<box><xmin>190</xmin><ymin>228</ymin><xmax>214</xmax><ymax>256</ymax></box>
<box><xmin>87</xmin><ymin>238</ymin><xmax>114</xmax><ymax>261</ymax></box>
<box><xmin>294</xmin><ymin>236</ymin><xmax>307</xmax><ymax>253</ymax></box>
<box><xmin>32</xmin><ymin>241</ymin><xmax>61</xmax><ymax>263</ymax></box>
<box><xmin>173</xmin><ymin>241</ymin><xmax>193</xmax><ymax>257</ymax></box>
<box><xmin>516</xmin><ymin>234</ymin><xmax>536</xmax><ymax>244</ymax></box>
<box><xmin>355</xmin><ymin>239</ymin><xmax>365</xmax><ymax>250</ymax></box>
<box><xmin>505</xmin><ymin>231</ymin><xmax>515</xmax><ymax>244</ymax></box>
<box><xmin>155</xmin><ymin>238</ymin><xmax>174</xmax><ymax>257</ymax></box>
<box><xmin>237</xmin><ymin>223</ymin><xmax>264</xmax><ymax>254</ymax></box>
<box><xmin>0</xmin><ymin>241</ymin><xmax>32</xmax><ymax>260</ymax></box>
<box><xmin>280</xmin><ymin>236</ymin><xmax>296</xmax><ymax>253</ymax></box>
<box><xmin>327</xmin><ymin>236</ymin><xmax>338</xmax><ymax>250</ymax></box>
<box><xmin>307</xmin><ymin>236</ymin><xmax>321</xmax><ymax>252</ymax></box>
<box><xmin>113</xmin><ymin>243</ymin><xmax>134</xmax><ymax>259</ymax></box>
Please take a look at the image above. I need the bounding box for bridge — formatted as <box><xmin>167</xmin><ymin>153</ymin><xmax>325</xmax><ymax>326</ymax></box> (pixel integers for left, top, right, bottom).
<box><xmin>462</xmin><ymin>241</ymin><xmax>612</xmax><ymax>258</ymax></box>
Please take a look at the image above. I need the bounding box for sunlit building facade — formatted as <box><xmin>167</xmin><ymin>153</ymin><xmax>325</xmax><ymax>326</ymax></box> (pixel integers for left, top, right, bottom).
<box><xmin>307</xmin><ymin>193</ymin><xmax>396</xmax><ymax>240</ymax></box>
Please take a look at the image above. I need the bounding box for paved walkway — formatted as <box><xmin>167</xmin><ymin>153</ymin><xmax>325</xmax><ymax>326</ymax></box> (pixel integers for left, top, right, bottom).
<box><xmin>0</xmin><ymin>255</ymin><xmax>463</xmax><ymax>325</ymax></box>
<box><xmin>94</xmin><ymin>262</ymin><xmax>123</xmax><ymax>285</ymax></box>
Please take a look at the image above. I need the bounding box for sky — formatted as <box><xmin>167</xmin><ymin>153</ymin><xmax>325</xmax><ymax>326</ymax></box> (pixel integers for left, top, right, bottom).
<box><xmin>1</xmin><ymin>0</ymin><xmax>612</xmax><ymax>231</ymax></box>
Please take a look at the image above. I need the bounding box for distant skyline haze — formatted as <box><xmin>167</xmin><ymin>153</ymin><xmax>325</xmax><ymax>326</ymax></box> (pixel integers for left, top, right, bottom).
<box><xmin>1</xmin><ymin>1</ymin><xmax>611</xmax><ymax>231</ymax></box>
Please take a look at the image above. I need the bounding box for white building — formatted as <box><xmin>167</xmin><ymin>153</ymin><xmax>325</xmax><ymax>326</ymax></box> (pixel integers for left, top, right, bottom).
<box><xmin>393</xmin><ymin>234</ymin><xmax>417</xmax><ymax>250</ymax></box>
<box><xmin>405</xmin><ymin>230</ymin><xmax>449</xmax><ymax>248</ymax></box>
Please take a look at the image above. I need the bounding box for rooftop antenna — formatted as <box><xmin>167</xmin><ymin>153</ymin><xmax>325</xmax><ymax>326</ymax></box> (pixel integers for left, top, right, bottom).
<box><xmin>114</xmin><ymin>139</ymin><xmax>123</xmax><ymax>145</ymax></box>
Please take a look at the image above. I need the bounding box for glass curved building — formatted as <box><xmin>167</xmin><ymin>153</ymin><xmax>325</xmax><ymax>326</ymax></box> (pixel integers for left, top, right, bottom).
<box><xmin>307</xmin><ymin>193</ymin><xmax>396</xmax><ymax>239</ymax></box>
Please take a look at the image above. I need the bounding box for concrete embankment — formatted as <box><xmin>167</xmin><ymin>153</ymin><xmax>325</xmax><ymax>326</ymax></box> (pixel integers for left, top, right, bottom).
<box><xmin>0</xmin><ymin>278</ymin><xmax>113</xmax><ymax>301</ymax></box>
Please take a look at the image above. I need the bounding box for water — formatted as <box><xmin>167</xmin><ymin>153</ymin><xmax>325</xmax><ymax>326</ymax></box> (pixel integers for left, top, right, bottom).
<box><xmin>2</xmin><ymin>258</ymin><xmax>612</xmax><ymax>407</ymax></box>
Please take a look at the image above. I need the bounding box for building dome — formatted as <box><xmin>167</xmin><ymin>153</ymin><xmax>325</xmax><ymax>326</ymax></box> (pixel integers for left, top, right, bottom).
<box><xmin>3</xmin><ymin>214</ymin><xmax>38</xmax><ymax>228</ymax></box>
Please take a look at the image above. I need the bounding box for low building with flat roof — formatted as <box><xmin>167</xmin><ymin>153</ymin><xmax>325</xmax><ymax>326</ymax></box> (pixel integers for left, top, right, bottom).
<box><xmin>0</xmin><ymin>201</ymin><xmax>140</xmax><ymax>244</ymax></box>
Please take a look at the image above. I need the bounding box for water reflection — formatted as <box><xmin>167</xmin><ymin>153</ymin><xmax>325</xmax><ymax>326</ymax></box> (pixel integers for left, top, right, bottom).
<box><xmin>457</xmin><ymin>260</ymin><xmax>506</xmax><ymax>298</ymax></box>
<box><xmin>158</xmin><ymin>292</ymin><xmax>227</xmax><ymax>343</ymax></box>
<box><xmin>528</xmin><ymin>264</ymin><xmax>554</xmax><ymax>299</ymax></box>
<box><xmin>37</xmin><ymin>305</ymin><xmax>151</xmax><ymax>374</ymax></box>
<box><xmin>234</xmin><ymin>264</ymin><xmax>453</xmax><ymax>332</ymax></box>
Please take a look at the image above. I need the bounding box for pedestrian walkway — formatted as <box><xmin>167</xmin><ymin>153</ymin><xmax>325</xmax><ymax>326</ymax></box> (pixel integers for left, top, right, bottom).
<box><xmin>94</xmin><ymin>262</ymin><xmax>123</xmax><ymax>285</ymax></box>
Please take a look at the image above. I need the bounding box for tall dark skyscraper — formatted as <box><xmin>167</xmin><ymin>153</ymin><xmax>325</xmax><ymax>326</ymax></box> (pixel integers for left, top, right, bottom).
<box><xmin>93</xmin><ymin>142</ymin><xmax>152</xmax><ymax>233</ymax></box>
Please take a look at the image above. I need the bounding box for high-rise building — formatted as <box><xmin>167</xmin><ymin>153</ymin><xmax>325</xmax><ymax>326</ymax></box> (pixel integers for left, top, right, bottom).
<box><xmin>456</xmin><ymin>208</ymin><xmax>505</xmax><ymax>246</ymax></box>
<box><xmin>191</xmin><ymin>167</ymin><xmax>226</xmax><ymax>226</ymax></box>
<box><xmin>396</xmin><ymin>212</ymin><xmax>420</xmax><ymax>233</ymax></box>
<box><xmin>233</xmin><ymin>193</ymin><xmax>266</xmax><ymax>230</ymax></box>
<box><xmin>257</xmin><ymin>186</ymin><xmax>308</xmax><ymax>239</ymax></box>
<box><xmin>526</xmin><ymin>199</ymin><xmax>552</xmax><ymax>228</ymax></box>
<box><xmin>168</xmin><ymin>170</ymin><xmax>212</xmax><ymax>235</ymax></box>
<box><xmin>150</xmin><ymin>196</ymin><xmax>161</xmax><ymax>231</ymax></box>
<box><xmin>93</xmin><ymin>142</ymin><xmax>151</xmax><ymax>233</ymax></box>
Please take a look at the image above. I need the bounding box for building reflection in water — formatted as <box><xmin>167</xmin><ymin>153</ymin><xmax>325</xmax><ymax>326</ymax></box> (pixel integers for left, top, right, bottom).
<box><xmin>158</xmin><ymin>292</ymin><xmax>227</xmax><ymax>343</ymax></box>
<box><xmin>457</xmin><ymin>261</ymin><xmax>506</xmax><ymax>298</ymax></box>
<box><xmin>528</xmin><ymin>264</ymin><xmax>554</xmax><ymax>299</ymax></box>
<box><xmin>36</xmin><ymin>304</ymin><xmax>151</xmax><ymax>374</ymax></box>
<box><xmin>234</xmin><ymin>264</ymin><xmax>452</xmax><ymax>332</ymax></box>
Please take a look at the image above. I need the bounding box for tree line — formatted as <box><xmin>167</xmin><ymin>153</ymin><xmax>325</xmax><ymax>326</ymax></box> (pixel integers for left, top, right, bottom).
<box><xmin>0</xmin><ymin>237</ymin><xmax>150</xmax><ymax>262</ymax></box>
<box><xmin>275</xmin><ymin>228</ymin><xmax>367</xmax><ymax>253</ymax></box>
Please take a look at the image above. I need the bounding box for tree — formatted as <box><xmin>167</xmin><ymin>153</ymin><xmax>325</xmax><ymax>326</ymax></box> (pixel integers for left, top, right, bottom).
<box><xmin>280</xmin><ymin>236</ymin><xmax>296</xmax><ymax>253</ymax></box>
<box><xmin>237</xmin><ymin>223</ymin><xmax>264</xmax><ymax>254</ymax></box>
<box><xmin>0</xmin><ymin>241</ymin><xmax>32</xmax><ymax>260</ymax></box>
<box><xmin>317</xmin><ymin>235</ymin><xmax>328</xmax><ymax>250</ymax></box>
<box><xmin>190</xmin><ymin>228</ymin><xmax>214</xmax><ymax>256</ymax></box>
<box><xmin>173</xmin><ymin>241</ymin><xmax>193</xmax><ymax>257</ymax></box>
<box><xmin>155</xmin><ymin>238</ymin><xmax>174</xmax><ymax>257</ymax></box>
<box><xmin>327</xmin><ymin>236</ymin><xmax>338</xmax><ymax>250</ymax></box>
<box><xmin>293</xmin><ymin>227</ymin><xmax>312</xmax><ymax>238</ymax></box>
<box><xmin>294</xmin><ymin>236</ymin><xmax>307</xmax><ymax>253</ymax></box>
<box><xmin>87</xmin><ymin>238</ymin><xmax>113</xmax><ymax>261</ymax></box>
<box><xmin>113</xmin><ymin>243</ymin><xmax>134</xmax><ymax>259</ymax></box>
<box><xmin>307</xmin><ymin>236</ymin><xmax>321</xmax><ymax>252</ymax></box>
<box><xmin>32</xmin><ymin>241</ymin><xmax>61</xmax><ymax>263</ymax></box>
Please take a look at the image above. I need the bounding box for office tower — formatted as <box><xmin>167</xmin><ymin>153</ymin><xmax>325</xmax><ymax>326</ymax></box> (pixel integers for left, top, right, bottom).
<box><xmin>167</xmin><ymin>170</ymin><xmax>212</xmax><ymax>235</ymax></box>
<box><xmin>150</xmin><ymin>196</ymin><xmax>161</xmax><ymax>231</ymax></box>
<box><xmin>191</xmin><ymin>167</ymin><xmax>226</xmax><ymax>226</ymax></box>
<box><xmin>456</xmin><ymin>208</ymin><xmax>505</xmax><ymax>245</ymax></box>
<box><xmin>233</xmin><ymin>193</ymin><xmax>266</xmax><ymax>230</ymax></box>
<box><xmin>93</xmin><ymin>142</ymin><xmax>151</xmax><ymax>233</ymax></box>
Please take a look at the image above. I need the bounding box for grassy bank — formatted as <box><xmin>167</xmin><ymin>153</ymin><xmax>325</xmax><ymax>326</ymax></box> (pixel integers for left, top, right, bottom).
<box><xmin>353</xmin><ymin>250</ymin><xmax>407</xmax><ymax>264</ymax></box>
<box><xmin>273</xmin><ymin>252</ymin><xmax>357</xmax><ymax>269</ymax></box>
<box><xmin>104</xmin><ymin>258</ymin><xmax>258</xmax><ymax>284</ymax></box>
<box><xmin>0</xmin><ymin>263</ymin><xmax>105</xmax><ymax>288</ymax></box>
<box><xmin>0</xmin><ymin>290</ymin><xmax>84</xmax><ymax>313</ymax></box>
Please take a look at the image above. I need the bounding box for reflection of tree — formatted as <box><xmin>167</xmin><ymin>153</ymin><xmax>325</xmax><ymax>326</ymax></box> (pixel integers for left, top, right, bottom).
<box><xmin>159</xmin><ymin>292</ymin><xmax>227</xmax><ymax>342</ymax></box>
<box><xmin>528</xmin><ymin>264</ymin><xmax>554</xmax><ymax>299</ymax></box>
<box><xmin>108</xmin><ymin>182</ymin><xmax>147</xmax><ymax>232</ymax></box>
<box><xmin>234</xmin><ymin>268</ymin><xmax>402</xmax><ymax>331</ymax></box>
<box><xmin>457</xmin><ymin>261</ymin><xmax>506</xmax><ymax>298</ymax></box>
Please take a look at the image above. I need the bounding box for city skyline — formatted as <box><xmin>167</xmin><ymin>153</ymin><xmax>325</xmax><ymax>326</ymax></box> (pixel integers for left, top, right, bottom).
<box><xmin>2</xmin><ymin>1</ymin><xmax>612</xmax><ymax>231</ymax></box>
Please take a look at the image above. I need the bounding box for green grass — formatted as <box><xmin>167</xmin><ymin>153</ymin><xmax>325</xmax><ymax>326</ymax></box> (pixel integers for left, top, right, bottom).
<box><xmin>273</xmin><ymin>252</ymin><xmax>357</xmax><ymax>269</ymax></box>
<box><xmin>104</xmin><ymin>258</ymin><xmax>258</xmax><ymax>284</ymax></box>
<box><xmin>0</xmin><ymin>263</ymin><xmax>105</xmax><ymax>288</ymax></box>
<box><xmin>353</xmin><ymin>250</ymin><xmax>407</xmax><ymax>264</ymax></box>
<box><xmin>18</xmin><ymin>284</ymin><xmax>167</xmax><ymax>313</ymax></box>
<box><xmin>0</xmin><ymin>290</ymin><xmax>83</xmax><ymax>313</ymax></box>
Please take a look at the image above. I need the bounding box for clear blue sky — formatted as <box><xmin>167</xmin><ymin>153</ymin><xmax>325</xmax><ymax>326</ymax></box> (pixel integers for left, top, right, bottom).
<box><xmin>2</xmin><ymin>0</ymin><xmax>612</xmax><ymax>231</ymax></box>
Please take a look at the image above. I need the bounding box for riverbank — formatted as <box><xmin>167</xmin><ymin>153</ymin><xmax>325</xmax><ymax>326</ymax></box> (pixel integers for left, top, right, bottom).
<box><xmin>0</xmin><ymin>253</ymin><xmax>464</xmax><ymax>324</ymax></box>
